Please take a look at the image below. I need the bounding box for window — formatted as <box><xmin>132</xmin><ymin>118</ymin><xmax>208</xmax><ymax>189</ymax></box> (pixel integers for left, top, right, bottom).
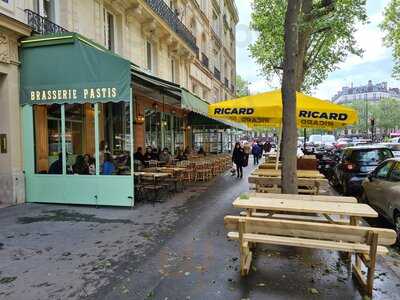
<box><xmin>376</xmin><ymin>161</ymin><xmax>394</xmax><ymax>179</ymax></box>
<box><xmin>104</xmin><ymin>9</ymin><xmax>115</xmax><ymax>52</ymax></box>
<box><xmin>146</xmin><ymin>41</ymin><xmax>154</xmax><ymax>73</ymax></box>
<box><xmin>389</xmin><ymin>163</ymin><xmax>400</xmax><ymax>182</ymax></box>
<box><xmin>33</xmin><ymin>0</ymin><xmax>58</xmax><ymax>23</ymax></box>
<box><xmin>352</xmin><ymin>149</ymin><xmax>393</xmax><ymax>165</ymax></box>
<box><xmin>171</xmin><ymin>59</ymin><xmax>179</xmax><ymax>84</ymax></box>
<box><xmin>33</xmin><ymin>102</ymin><xmax>131</xmax><ymax>176</ymax></box>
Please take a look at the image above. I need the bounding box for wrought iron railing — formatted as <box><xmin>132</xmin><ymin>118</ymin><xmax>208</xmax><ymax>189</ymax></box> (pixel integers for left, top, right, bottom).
<box><xmin>25</xmin><ymin>9</ymin><xmax>69</xmax><ymax>35</ymax></box>
<box><xmin>201</xmin><ymin>53</ymin><xmax>209</xmax><ymax>69</ymax></box>
<box><xmin>214</xmin><ymin>67</ymin><xmax>221</xmax><ymax>81</ymax></box>
<box><xmin>224</xmin><ymin>77</ymin><xmax>229</xmax><ymax>88</ymax></box>
<box><xmin>144</xmin><ymin>0</ymin><xmax>199</xmax><ymax>55</ymax></box>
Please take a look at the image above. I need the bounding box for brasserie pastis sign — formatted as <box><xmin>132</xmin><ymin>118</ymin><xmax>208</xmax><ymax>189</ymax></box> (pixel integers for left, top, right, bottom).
<box><xmin>30</xmin><ymin>87</ymin><xmax>118</xmax><ymax>102</ymax></box>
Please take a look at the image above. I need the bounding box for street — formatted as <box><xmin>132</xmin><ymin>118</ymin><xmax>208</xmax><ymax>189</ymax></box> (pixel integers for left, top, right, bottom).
<box><xmin>1</xmin><ymin>166</ymin><xmax>400</xmax><ymax>300</ymax></box>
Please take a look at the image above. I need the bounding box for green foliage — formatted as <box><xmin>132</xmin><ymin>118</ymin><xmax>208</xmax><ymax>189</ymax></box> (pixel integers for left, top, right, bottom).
<box><xmin>249</xmin><ymin>0</ymin><xmax>367</xmax><ymax>91</ymax></box>
<box><xmin>347</xmin><ymin>99</ymin><xmax>400</xmax><ymax>132</ymax></box>
<box><xmin>236</xmin><ymin>75</ymin><xmax>250</xmax><ymax>97</ymax></box>
<box><xmin>381</xmin><ymin>0</ymin><xmax>400</xmax><ymax>79</ymax></box>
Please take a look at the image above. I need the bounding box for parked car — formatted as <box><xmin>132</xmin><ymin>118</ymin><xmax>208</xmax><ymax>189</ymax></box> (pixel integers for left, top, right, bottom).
<box><xmin>361</xmin><ymin>158</ymin><xmax>400</xmax><ymax>241</ymax></box>
<box><xmin>336</xmin><ymin>137</ymin><xmax>352</xmax><ymax>149</ymax></box>
<box><xmin>305</xmin><ymin>134</ymin><xmax>336</xmax><ymax>153</ymax></box>
<box><xmin>379</xmin><ymin>143</ymin><xmax>400</xmax><ymax>158</ymax></box>
<box><xmin>390</xmin><ymin>137</ymin><xmax>400</xmax><ymax>143</ymax></box>
<box><xmin>331</xmin><ymin>145</ymin><xmax>394</xmax><ymax>195</ymax></box>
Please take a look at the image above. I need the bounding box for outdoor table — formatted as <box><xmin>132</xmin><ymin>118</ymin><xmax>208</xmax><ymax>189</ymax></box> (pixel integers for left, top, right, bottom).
<box><xmin>233</xmin><ymin>196</ymin><xmax>378</xmax><ymax>226</ymax></box>
<box><xmin>252</xmin><ymin>169</ymin><xmax>324</xmax><ymax>179</ymax></box>
<box><xmin>259</xmin><ymin>162</ymin><xmax>282</xmax><ymax>169</ymax></box>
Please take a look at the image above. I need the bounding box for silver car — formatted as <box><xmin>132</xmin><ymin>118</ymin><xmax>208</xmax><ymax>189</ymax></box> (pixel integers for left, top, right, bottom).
<box><xmin>362</xmin><ymin>158</ymin><xmax>400</xmax><ymax>241</ymax></box>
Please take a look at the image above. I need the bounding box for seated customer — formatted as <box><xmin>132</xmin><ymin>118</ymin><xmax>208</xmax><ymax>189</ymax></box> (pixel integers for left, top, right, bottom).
<box><xmin>159</xmin><ymin>148</ymin><xmax>171</xmax><ymax>165</ymax></box>
<box><xmin>143</xmin><ymin>147</ymin><xmax>153</xmax><ymax>161</ymax></box>
<box><xmin>49</xmin><ymin>152</ymin><xmax>68</xmax><ymax>174</ymax></box>
<box><xmin>101</xmin><ymin>153</ymin><xmax>115</xmax><ymax>175</ymax></box>
<box><xmin>134</xmin><ymin>147</ymin><xmax>145</xmax><ymax>164</ymax></box>
<box><xmin>151</xmin><ymin>147</ymin><xmax>159</xmax><ymax>160</ymax></box>
<box><xmin>175</xmin><ymin>149</ymin><xmax>187</xmax><ymax>161</ymax></box>
<box><xmin>73</xmin><ymin>155</ymin><xmax>89</xmax><ymax>175</ymax></box>
<box><xmin>198</xmin><ymin>147</ymin><xmax>207</xmax><ymax>156</ymax></box>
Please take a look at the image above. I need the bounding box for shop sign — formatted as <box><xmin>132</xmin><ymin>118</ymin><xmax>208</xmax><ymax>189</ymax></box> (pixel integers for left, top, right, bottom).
<box><xmin>29</xmin><ymin>87</ymin><xmax>118</xmax><ymax>102</ymax></box>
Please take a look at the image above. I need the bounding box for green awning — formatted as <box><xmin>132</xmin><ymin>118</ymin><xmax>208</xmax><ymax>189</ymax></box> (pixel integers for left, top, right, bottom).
<box><xmin>20</xmin><ymin>33</ymin><xmax>131</xmax><ymax>105</ymax></box>
<box><xmin>181</xmin><ymin>89</ymin><xmax>246</xmax><ymax>130</ymax></box>
<box><xmin>181</xmin><ymin>88</ymin><xmax>209</xmax><ymax>115</ymax></box>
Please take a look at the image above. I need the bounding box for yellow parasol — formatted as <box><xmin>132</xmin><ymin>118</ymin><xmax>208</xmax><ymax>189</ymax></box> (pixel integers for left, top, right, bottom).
<box><xmin>208</xmin><ymin>90</ymin><xmax>357</xmax><ymax>129</ymax></box>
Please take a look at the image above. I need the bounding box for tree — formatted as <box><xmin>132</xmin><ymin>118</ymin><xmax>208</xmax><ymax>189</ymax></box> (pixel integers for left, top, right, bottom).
<box><xmin>381</xmin><ymin>0</ymin><xmax>400</xmax><ymax>79</ymax></box>
<box><xmin>281</xmin><ymin>0</ymin><xmax>301</xmax><ymax>194</ymax></box>
<box><xmin>250</xmin><ymin>0</ymin><xmax>367</xmax><ymax>193</ymax></box>
<box><xmin>236</xmin><ymin>75</ymin><xmax>250</xmax><ymax>97</ymax></box>
<box><xmin>375</xmin><ymin>99</ymin><xmax>400</xmax><ymax>133</ymax></box>
<box><xmin>250</xmin><ymin>0</ymin><xmax>367</xmax><ymax>91</ymax></box>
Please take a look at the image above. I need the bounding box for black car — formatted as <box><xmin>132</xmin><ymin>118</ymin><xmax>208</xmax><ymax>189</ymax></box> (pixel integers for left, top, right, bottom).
<box><xmin>331</xmin><ymin>145</ymin><xmax>394</xmax><ymax>195</ymax></box>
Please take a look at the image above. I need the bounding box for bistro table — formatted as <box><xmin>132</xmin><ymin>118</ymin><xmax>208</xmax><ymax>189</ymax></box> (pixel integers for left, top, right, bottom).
<box><xmin>252</xmin><ymin>169</ymin><xmax>325</xmax><ymax>179</ymax></box>
<box><xmin>233</xmin><ymin>196</ymin><xmax>378</xmax><ymax>226</ymax></box>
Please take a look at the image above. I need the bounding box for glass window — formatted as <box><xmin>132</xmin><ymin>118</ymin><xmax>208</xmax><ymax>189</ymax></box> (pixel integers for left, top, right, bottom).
<box><xmin>34</xmin><ymin>104</ymin><xmax>62</xmax><ymax>174</ymax></box>
<box><xmin>145</xmin><ymin>108</ymin><xmax>161</xmax><ymax>149</ymax></box>
<box><xmin>174</xmin><ymin>117</ymin><xmax>184</xmax><ymax>152</ymax></box>
<box><xmin>389</xmin><ymin>163</ymin><xmax>400</xmax><ymax>182</ymax></box>
<box><xmin>146</xmin><ymin>41</ymin><xmax>153</xmax><ymax>72</ymax></box>
<box><xmin>376</xmin><ymin>161</ymin><xmax>394</xmax><ymax>179</ymax></box>
<box><xmin>353</xmin><ymin>149</ymin><xmax>393</xmax><ymax>165</ymax></box>
<box><xmin>99</xmin><ymin>102</ymin><xmax>131</xmax><ymax>175</ymax></box>
<box><xmin>65</xmin><ymin>104</ymin><xmax>95</xmax><ymax>176</ymax></box>
<box><xmin>104</xmin><ymin>9</ymin><xmax>115</xmax><ymax>52</ymax></box>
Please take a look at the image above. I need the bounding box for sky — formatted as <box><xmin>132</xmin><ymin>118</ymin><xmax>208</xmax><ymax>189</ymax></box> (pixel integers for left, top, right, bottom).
<box><xmin>235</xmin><ymin>0</ymin><xmax>399</xmax><ymax>100</ymax></box>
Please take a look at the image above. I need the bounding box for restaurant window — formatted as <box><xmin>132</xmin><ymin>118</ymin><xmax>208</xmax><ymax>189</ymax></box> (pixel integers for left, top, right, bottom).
<box><xmin>34</xmin><ymin>104</ymin><xmax>62</xmax><ymax>174</ymax></box>
<box><xmin>174</xmin><ymin>117</ymin><xmax>184</xmax><ymax>151</ymax></box>
<box><xmin>145</xmin><ymin>108</ymin><xmax>161</xmax><ymax>149</ymax></box>
<box><xmin>33</xmin><ymin>102</ymin><xmax>131</xmax><ymax>176</ymax></box>
<box><xmin>99</xmin><ymin>102</ymin><xmax>131</xmax><ymax>175</ymax></box>
<box><xmin>104</xmin><ymin>9</ymin><xmax>116</xmax><ymax>52</ymax></box>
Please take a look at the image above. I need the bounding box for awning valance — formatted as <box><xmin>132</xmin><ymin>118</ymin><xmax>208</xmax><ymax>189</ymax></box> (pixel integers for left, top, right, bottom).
<box><xmin>181</xmin><ymin>88</ymin><xmax>209</xmax><ymax>115</ymax></box>
<box><xmin>20</xmin><ymin>33</ymin><xmax>131</xmax><ymax>105</ymax></box>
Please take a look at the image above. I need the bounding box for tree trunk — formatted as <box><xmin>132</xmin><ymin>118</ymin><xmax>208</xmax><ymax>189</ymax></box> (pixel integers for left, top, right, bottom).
<box><xmin>296</xmin><ymin>0</ymin><xmax>313</xmax><ymax>91</ymax></box>
<box><xmin>281</xmin><ymin>0</ymin><xmax>301</xmax><ymax>194</ymax></box>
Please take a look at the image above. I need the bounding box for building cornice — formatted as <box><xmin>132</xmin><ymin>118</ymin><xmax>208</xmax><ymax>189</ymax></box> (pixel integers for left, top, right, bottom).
<box><xmin>224</xmin><ymin>0</ymin><xmax>239</xmax><ymax>24</ymax></box>
<box><xmin>0</xmin><ymin>13</ymin><xmax>32</xmax><ymax>37</ymax></box>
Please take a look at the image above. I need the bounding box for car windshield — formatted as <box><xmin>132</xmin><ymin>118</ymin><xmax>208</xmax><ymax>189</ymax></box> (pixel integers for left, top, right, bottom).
<box><xmin>352</xmin><ymin>149</ymin><xmax>393</xmax><ymax>165</ymax></box>
<box><xmin>322</xmin><ymin>135</ymin><xmax>335</xmax><ymax>142</ymax></box>
<box><xmin>388</xmin><ymin>144</ymin><xmax>400</xmax><ymax>151</ymax></box>
<box><xmin>308</xmin><ymin>135</ymin><xmax>322</xmax><ymax>143</ymax></box>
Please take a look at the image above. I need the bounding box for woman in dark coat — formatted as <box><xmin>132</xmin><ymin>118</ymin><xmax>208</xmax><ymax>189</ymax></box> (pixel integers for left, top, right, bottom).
<box><xmin>232</xmin><ymin>142</ymin><xmax>245</xmax><ymax>179</ymax></box>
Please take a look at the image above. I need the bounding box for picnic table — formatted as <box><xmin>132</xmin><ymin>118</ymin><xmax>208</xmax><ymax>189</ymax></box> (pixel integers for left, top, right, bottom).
<box><xmin>226</xmin><ymin>194</ymin><xmax>396</xmax><ymax>296</ymax></box>
<box><xmin>252</xmin><ymin>169</ymin><xmax>324</xmax><ymax>179</ymax></box>
<box><xmin>233</xmin><ymin>196</ymin><xmax>377</xmax><ymax>225</ymax></box>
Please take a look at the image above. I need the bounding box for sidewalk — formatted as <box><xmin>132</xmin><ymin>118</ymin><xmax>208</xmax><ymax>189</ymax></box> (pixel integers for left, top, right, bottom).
<box><xmin>0</xmin><ymin>165</ymin><xmax>399</xmax><ymax>300</ymax></box>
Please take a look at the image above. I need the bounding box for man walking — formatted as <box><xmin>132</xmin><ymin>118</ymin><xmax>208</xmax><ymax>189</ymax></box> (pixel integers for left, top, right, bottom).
<box><xmin>252</xmin><ymin>141</ymin><xmax>261</xmax><ymax>165</ymax></box>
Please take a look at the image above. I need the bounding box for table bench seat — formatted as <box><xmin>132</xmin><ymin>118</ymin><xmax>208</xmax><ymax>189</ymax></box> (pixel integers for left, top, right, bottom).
<box><xmin>227</xmin><ymin>232</ymin><xmax>389</xmax><ymax>255</ymax></box>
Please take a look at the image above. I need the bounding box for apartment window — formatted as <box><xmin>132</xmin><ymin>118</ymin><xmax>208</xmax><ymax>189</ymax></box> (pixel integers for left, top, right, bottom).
<box><xmin>171</xmin><ymin>59</ymin><xmax>179</xmax><ymax>84</ymax></box>
<box><xmin>212</xmin><ymin>11</ymin><xmax>219</xmax><ymax>35</ymax></box>
<box><xmin>146</xmin><ymin>41</ymin><xmax>154</xmax><ymax>73</ymax></box>
<box><xmin>33</xmin><ymin>0</ymin><xmax>59</xmax><ymax>23</ymax></box>
<box><xmin>104</xmin><ymin>9</ymin><xmax>116</xmax><ymax>52</ymax></box>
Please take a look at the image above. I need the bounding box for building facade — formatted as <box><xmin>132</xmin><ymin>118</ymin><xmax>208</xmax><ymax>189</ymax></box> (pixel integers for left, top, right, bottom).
<box><xmin>332</xmin><ymin>80</ymin><xmax>400</xmax><ymax>104</ymax></box>
<box><xmin>0</xmin><ymin>0</ymin><xmax>239</xmax><ymax>206</ymax></box>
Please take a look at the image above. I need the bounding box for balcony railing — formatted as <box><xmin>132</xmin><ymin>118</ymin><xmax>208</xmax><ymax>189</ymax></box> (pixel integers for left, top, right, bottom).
<box><xmin>201</xmin><ymin>53</ymin><xmax>209</xmax><ymax>69</ymax></box>
<box><xmin>145</xmin><ymin>0</ymin><xmax>199</xmax><ymax>55</ymax></box>
<box><xmin>224</xmin><ymin>77</ymin><xmax>229</xmax><ymax>88</ymax></box>
<box><xmin>214</xmin><ymin>67</ymin><xmax>221</xmax><ymax>81</ymax></box>
<box><xmin>25</xmin><ymin>9</ymin><xmax>69</xmax><ymax>35</ymax></box>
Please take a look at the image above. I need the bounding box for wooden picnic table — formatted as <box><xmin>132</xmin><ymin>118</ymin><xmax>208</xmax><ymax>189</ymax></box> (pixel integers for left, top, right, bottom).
<box><xmin>233</xmin><ymin>197</ymin><xmax>378</xmax><ymax>225</ymax></box>
<box><xmin>252</xmin><ymin>169</ymin><xmax>324</xmax><ymax>179</ymax></box>
<box><xmin>249</xmin><ymin>193</ymin><xmax>358</xmax><ymax>203</ymax></box>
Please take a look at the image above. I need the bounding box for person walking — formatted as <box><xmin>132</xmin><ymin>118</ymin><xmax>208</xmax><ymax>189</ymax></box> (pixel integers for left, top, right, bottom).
<box><xmin>232</xmin><ymin>142</ymin><xmax>245</xmax><ymax>179</ymax></box>
<box><xmin>252</xmin><ymin>142</ymin><xmax>261</xmax><ymax>165</ymax></box>
<box><xmin>243</xmin><ymin>142</ymin><xmax>251</xmax><ymax>167</ymax></box>
<box><xmin>263</xmin><ymin>140</ymin><xmax>272</xmax><ymax>153</ymax></box>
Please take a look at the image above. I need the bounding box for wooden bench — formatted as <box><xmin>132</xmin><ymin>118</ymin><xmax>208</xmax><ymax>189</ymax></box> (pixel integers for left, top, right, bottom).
<box><xmin>249</xmin><ymin>175</ymin><xmax>329</xmax><ymax>195</ymax></box>
<box><xmin>224</xmin><ymin>216</ymin><xmax>396</xmax><ymax>297</ymax></box>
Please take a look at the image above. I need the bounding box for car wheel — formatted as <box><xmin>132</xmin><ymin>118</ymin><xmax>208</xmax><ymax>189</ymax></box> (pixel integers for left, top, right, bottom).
<box><xmin>395</xmin><ymin>213</ymin><xmax>400</xmax><ymax>244</ymax></box>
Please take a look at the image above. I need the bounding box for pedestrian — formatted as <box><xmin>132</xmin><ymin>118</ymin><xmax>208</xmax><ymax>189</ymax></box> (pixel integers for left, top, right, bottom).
<box><xmin>232</xmin><ymin>142</ymin><xmax>245</xmax><ymax>179</ymax></box>
<box><xmin>252</xmin><ymin>142</ymin><xmax>261</xmax><ymax>165</ymax></box>
<box><xmin>263</xmin><ymin>140</ymin><xmax>272</xmax><ymax>153</ymax></box>
<box><xmin>243</xmin><ymin>142</ymin><xmax>251</xmax><ymax>167</ymax></box>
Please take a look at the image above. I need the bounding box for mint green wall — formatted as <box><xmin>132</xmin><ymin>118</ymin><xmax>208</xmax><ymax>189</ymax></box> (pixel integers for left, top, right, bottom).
<box><xmin>22</xmin><ymin>106</ymin><xmax>134</xmax><ymax>207</ymax></box>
